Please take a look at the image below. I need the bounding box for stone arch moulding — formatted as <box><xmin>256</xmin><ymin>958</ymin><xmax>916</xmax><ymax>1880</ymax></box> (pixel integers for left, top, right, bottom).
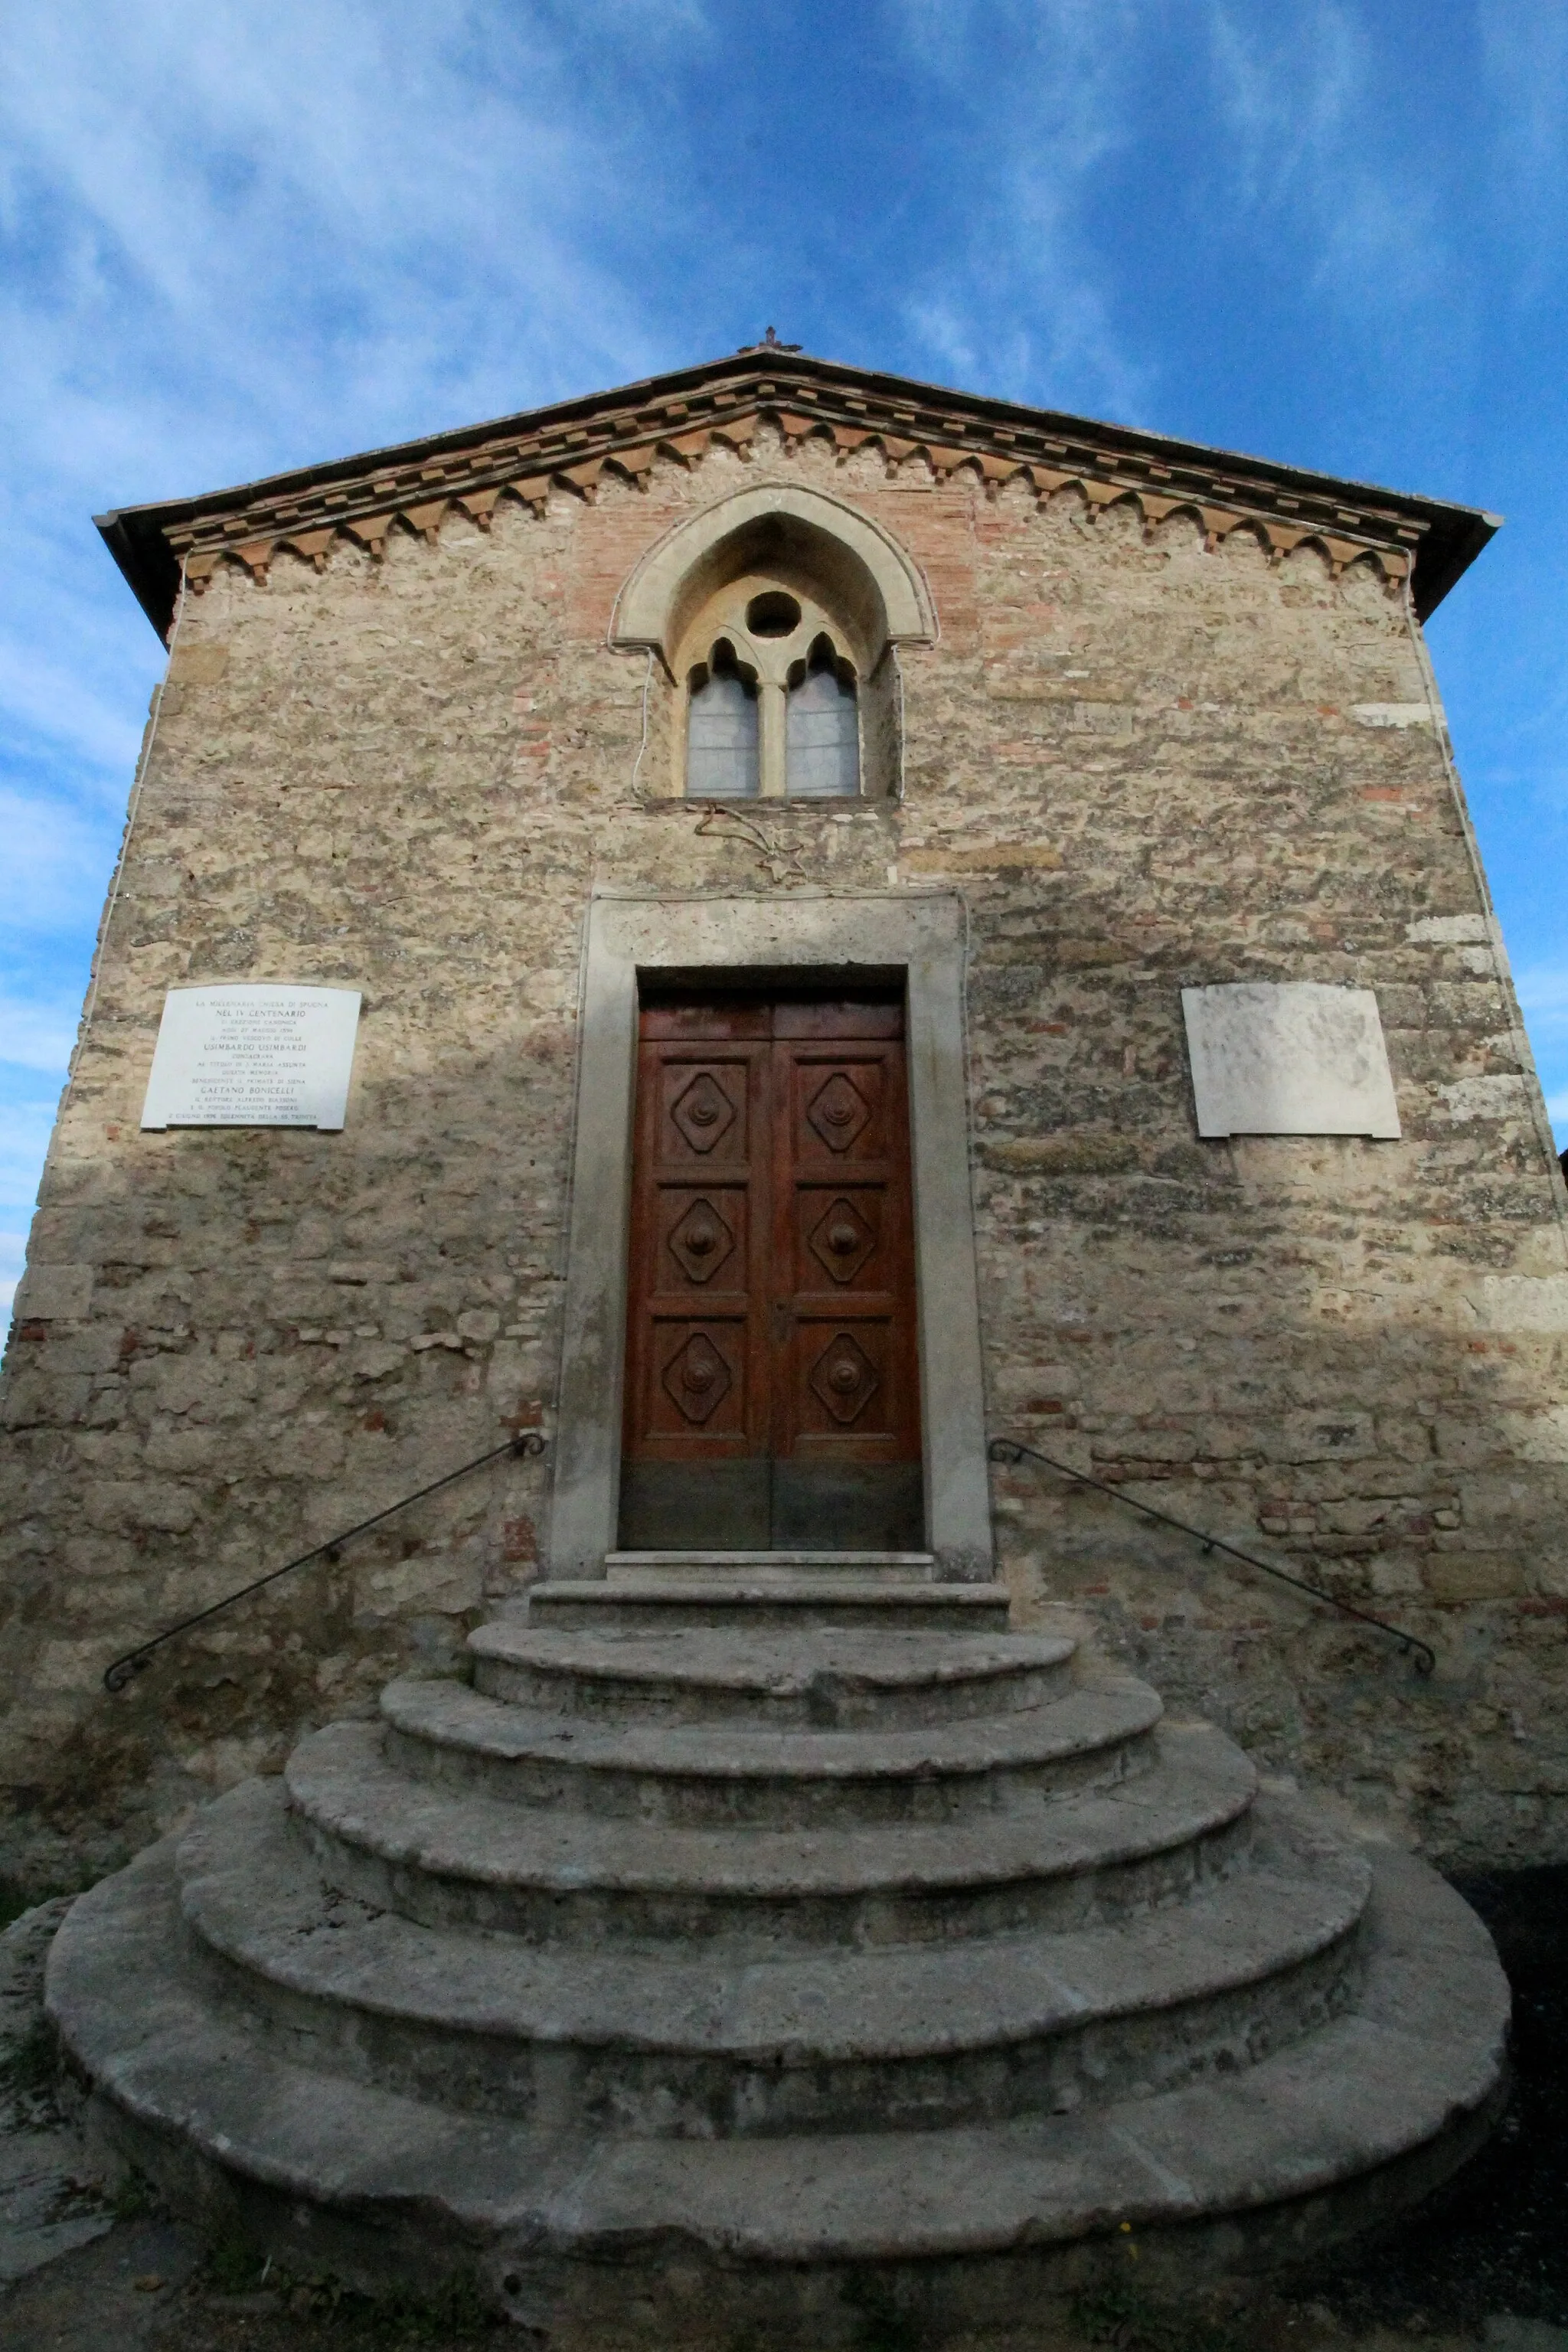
<box><xmin>547</xmin><ymin>892</ymin><xmax>991</xmax><ymax>1586</ymax></box>
<box><xmin>609</xmin><ymin>482</ymin><xmax>938</xmax><ymax>673</ymax></box>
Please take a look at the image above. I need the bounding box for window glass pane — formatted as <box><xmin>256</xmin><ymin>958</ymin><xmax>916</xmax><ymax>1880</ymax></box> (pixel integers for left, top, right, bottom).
<box><xmin>687</xmin><ymin>671</ymin><xmax>760</xmax><ymax>799</ymax></box>
<box><xmin>786</xmin><ymin>663</ymin><xmax>859</xmax><ymax>799</ymax></box>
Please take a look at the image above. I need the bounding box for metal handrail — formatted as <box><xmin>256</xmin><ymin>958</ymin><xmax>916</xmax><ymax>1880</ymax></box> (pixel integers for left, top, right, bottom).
<box><xmin>988</xmin><ymin>1434</ymin><xmax>1436</xmax><ymax>1677</ymax></box>
<box><xmin>103</xmin><ymin>1430</ymin><xmax>547</xmax><ymax>1693</ymax></box>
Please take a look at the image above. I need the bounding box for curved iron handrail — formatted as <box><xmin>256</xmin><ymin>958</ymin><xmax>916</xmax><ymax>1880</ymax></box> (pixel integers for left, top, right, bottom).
<box><xmin>988</xmin><ymin>1434</ymin><xmax>1436</xmax><ymax>1677</ymax></box>
<box><xmin>103</xmin><ymin>1430</ymin><xmax>547</xmax><ymax>1693</ymax></box>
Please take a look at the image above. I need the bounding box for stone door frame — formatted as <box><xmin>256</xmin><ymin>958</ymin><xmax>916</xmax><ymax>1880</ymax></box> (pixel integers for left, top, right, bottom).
<box><xmin>546</xmin><ymin>892</ymin><xmax>994</xmax><ymax>1582</ymax></box>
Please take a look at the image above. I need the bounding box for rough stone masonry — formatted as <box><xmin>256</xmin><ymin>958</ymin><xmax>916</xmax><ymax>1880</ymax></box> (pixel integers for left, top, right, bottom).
<box><xmin>2</xmin><ymin>348</ymin><xmax>1565</xmax><ymax>1893</ymax></box>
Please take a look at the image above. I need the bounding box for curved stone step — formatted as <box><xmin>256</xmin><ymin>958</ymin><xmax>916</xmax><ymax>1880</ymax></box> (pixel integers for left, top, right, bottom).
<box><xmin>179</xmin><ymin>1776</ymin><xmax>1369</xmax><ymax>2136</ymax></box>
<box><xmin>45</xmin><ymin>1833</ymin><xmax>1508</xmax><ymax>2333</ymax></box>
<box><xmin>526</xmin><ymin>1580</ymin><xmax>1013</xmax><ymax>1633</ymax></box>
<box><xmin>469</xmin><ymin>1624</ymin><xmax>1077</xmax><ymax>1732</ymax></box>
<box><xmin>284</xmin><ymin>1720</ymin><xmax>1258</xmax><ymax>1949</ymax></box>
<box><xmin>378</xmin><ymin>1674</ymin><xmax>1163</xmax><ymax>1827</ymax></box>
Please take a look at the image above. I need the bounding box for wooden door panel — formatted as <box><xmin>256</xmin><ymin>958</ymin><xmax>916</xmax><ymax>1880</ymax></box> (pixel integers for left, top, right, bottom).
<box><xmin>657</xmin><ymin>1184</ymin><xmax>748</xmax><ymax>1294</ymax></box>
<box><xmin>622</xmin><ymin>994</ymin><xmax>922</xmax><ymax>1550</ymax></box>
<box><xmin>642</xmin><ymin>1317</ymin><xmax>751</xmax><ymax>1439</ymax></box>
<box><xmin>658</xmin><ymin>1058</ymin><xmax>752</xmax><ymax>1168</ymax></box>
<box><xmin>790</xmin><ymin>1055</ymin><xmax>891</xmax><ymax>1166</ymax></box>
<box><xmin>773</xmin><ymin>1036</ymin><xmax>919</xmax><ymax>1472</ymax></box>
<box><xmin>796</xmin><ymin>1187</ymin><xmax>888</xmax><ymax>1293</ymax></box>
<box><xmin>623</xmin><ymin>1038</ymin><xmax>769</xmax><ymax>1469</ymax></box>
<box><xmin>791</xmin><ymin>1317</ymin><xmax>905</xmax><ymax>1445</ymax></box>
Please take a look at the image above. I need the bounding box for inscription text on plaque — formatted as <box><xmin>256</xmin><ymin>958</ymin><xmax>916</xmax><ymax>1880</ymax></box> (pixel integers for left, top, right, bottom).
<box><xmin>140</xmin><ymin>986</ymin><xmax>361</xmax><ymax>1130</ymax></box>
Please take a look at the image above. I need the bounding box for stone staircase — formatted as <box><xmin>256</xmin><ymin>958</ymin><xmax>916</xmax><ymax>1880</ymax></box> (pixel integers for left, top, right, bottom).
<box><xmin>47</xmin><ymin>1558</ymin><xmax>1508</xmax><ymax>2341</ymax></box>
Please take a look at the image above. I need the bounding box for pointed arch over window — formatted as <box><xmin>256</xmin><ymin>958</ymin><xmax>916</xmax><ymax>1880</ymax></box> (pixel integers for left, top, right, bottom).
<box><xmin>685</xmin><ymin>641</ymin><xmax>760</xmax><ymax>799</ymax></box>
<box><xmin>786</xmin><ymin>637</ymin><xmax>859</xmax><ymax>799</ymax></box>
<box><xmin>615</xmin><ymin>483</ymin><xmax>934</xmax><ymax>803</ymax></box>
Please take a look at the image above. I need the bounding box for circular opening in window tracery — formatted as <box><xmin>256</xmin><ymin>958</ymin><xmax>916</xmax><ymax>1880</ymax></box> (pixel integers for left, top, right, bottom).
<box><xmin>745</xmin><ymin>590</ymin><xmax>802</xmax><ymax>638</ymax></box>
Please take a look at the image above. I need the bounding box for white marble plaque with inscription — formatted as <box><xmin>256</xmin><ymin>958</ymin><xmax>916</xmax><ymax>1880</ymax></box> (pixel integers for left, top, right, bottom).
<box><xmin>140</xmin><ymin>986</ymin><xmax>361</xmax><ymax>1130</ymax></box>
<box><xmin>1181</xmin><ymin>982</ymin><xmax>1401</xmax><ymax>1139</ymax></box>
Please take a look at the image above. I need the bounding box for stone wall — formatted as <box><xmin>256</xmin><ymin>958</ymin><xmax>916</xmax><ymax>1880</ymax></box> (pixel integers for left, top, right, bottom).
<box><xmin>3</xmin><ymin>423</ymin><xmax>1566</xmax><ymax>1889</ymax></box>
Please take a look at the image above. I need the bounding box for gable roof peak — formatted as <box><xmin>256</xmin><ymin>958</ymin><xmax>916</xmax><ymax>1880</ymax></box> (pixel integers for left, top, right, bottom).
<box><xmin>96</xmin><ymin>343</ymin><xmax>1499</xmax><ymax>639</ymax></box>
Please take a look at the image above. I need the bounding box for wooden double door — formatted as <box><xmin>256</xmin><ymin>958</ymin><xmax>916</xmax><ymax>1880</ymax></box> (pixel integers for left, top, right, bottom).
<box><xmin>619</xmin><ymin>990</ymin><xmax>924</xmax><ymax>1552</ymax></box>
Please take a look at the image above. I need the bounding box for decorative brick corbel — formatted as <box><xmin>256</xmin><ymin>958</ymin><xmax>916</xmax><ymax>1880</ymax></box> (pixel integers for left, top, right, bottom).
<box><xmin>831</xmin><ymin>426</ymin><xmax>874</xmax><ymax>459</ymax></box>
<box><xmin>345</xmin><ymin>514</ymin><xmax>394</xmax><ymax>559</ymax></box>
<box><xmin>658</xmin><ymin>432</ymin><xmax>708</xmax><ymax>469</ymax></box>
<box><xmin>978</xmin><ymin>455</ymin><xmax>1024</xmax><ymax>496</ymax></box>
<box><xmin>609</xmin><ymin>445</ymin><xmax>658</xmax><ymax>488</ymax></box>
<box><xmin>457</xmin><ymin>489</ymin><xmax>501</xmax><ymax>530</ymax></box>
<box><xmin>234</xmin><ymin>538</ymin><xmax>275</xmax><ymax>583</ymax></box>
<box><xmin>508</xmin><ymin>476</ymin><xmax>552</xmax><ymax>516</ymax></box>
<box><xmin>1136</xmin><ymin>492</ymin><xmax>1193</xmax><ymax>541</ymax></box>
<box><xmin>401</xmin><ymin>499</ymin><xmax>449</xmax><ymax>546</ymax></box>
<box><xmin>1199</xmin><ymin>506</ymin><xmax>1248</xmax><ymax>554</ymax></box>
<box><xmin>1081</xmin><ymin>480</ymin><xmax>1133</xmax><ymax>522</ymax></box>
<box><xmin>560</xmin><ymin>459</ymin><xmax>604</xmax><ymax>502</ymax></box>
<box><xmin>185</xmin><ymin>552</ymin><xmax>220</xmax><ymax>591</ymax></box>
<box><xmin>282</xmin><ymin>528</ymin><xmax>338</xmax><ymax>572</ymax></box>
<box><xmin>879</xmin><ymin>436</ymin><xmax>918</xmax><ymax>476</ymax></box>
<box><xmin>1263</xmin><ymin>521</ymin><xmax>1314</xmax><ymax>564</ymax></box>
<box><xmin>1320</xmin><ymin>533</ymin><xmax>1377</xmax><ymax>580</ymax></box>
<box><xmin>709</xmin><ymin>417</ymin><xmax>756</xmax><ymax>453</ymax></box>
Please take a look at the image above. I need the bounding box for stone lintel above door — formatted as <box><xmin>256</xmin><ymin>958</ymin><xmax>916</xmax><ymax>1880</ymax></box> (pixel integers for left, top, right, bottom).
<box><xmin>547</xmin><ymin>893</ymin><xmax>993</xmax><ymax>1583</ymax></box>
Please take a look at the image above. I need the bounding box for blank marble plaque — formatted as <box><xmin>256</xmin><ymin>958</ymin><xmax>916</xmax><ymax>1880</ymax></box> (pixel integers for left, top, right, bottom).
<box><xmin>140</xmin><ymin>985</ymin><xmax>361</xmax><ymax>1130</ymax></box>
<box><xmin>1181</xmin><ymin>982</ymin><xmax>1401</xmax><ymax>1139</ymax></box>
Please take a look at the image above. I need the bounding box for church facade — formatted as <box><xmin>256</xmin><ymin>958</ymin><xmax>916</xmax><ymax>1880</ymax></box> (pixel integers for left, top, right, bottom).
<box><xmin>4</xmin><ymin>346</ymin><xmax>1566</xmax><ymax>1892</ymax></box>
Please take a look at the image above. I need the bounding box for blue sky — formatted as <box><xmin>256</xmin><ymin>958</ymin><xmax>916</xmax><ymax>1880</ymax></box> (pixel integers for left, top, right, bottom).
<box><xmin>4</xmin><ymin>0</ymin><xmax>1566</xmax><ymax>1314</ymax></box>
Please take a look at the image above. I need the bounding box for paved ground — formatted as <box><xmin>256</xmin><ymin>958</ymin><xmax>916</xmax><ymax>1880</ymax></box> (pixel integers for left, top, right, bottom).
<box><xmin>4</xmin><ymin>1889</ymin><xmax>1567</xmax><ymax>2352</ymax></box>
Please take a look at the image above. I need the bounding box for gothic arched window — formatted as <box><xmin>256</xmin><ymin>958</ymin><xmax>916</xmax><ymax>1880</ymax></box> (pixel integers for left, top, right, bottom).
<box><xmin>786</xmin><ymin>639</ymin><xmax>859</xmax><ymax>799</ymax></box>
<box><xmin>681</xmin><ymin>589</ymin><xmax>861</xmax><ymax>801</ymax></box>
<box><xmin>611</xmin><ymin>484</ymin><xmax>936</xmax><ymax>804</ymax></box>
<box><xmin>685</xmin><ymin>642</ymin><xmax>760</xmax><ymax>799</ymax></box>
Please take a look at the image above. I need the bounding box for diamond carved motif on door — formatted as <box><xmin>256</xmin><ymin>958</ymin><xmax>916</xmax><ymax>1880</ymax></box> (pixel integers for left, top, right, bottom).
<box><xmin>623</xmin><ymin>995</ymin><xmax>922</xmax><ymax>1552</ymax></box>
<box><xmin>668</xmin><ymin>1199</ymin><xmax>735</xmax><ymax>1285</ymax></box>
<box><xmin>809</xmin><ymin>1331</ymin><xmax>880</xmax><ymax>1426</ymax></box>
<box><xmin>806</xmin><ymin>1070</ymin><xmax>871</xmax><ymax>1155</ymax></box>
<box><xmin>662</xmin><ymin>1331</ymin><xmax>733</xmax><ymax>1425</ymax></box>
<box><xmin>808</xmin><ymin>1196</ymin><xmax>876</xmax><ymax>1285</ymax></box>
<box><xmin>671</xmin><ymin>1071</ymin><xmax>736</xmax><ymax>1155</ymax></box>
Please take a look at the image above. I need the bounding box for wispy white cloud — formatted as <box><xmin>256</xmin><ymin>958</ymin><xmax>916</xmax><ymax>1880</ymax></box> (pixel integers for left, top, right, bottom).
<box><xmin>1205</xmin><ymin>2</ymin><xmax>1445</xmax><ymax>312</ymax></box>
<box><xmin>885</xmin><ymin>0</ymin><xmax>1153</xmax><ymax>420</ymax></box>
<box><xmin>0</xmin><ymin>629</ymin><xmax>149</xmax><ymax>779</ymax></box>
<box><xmin>1515</xmin><ymin>965</ymin><xmax>1568</xmax><ymax>1146</ymax></box>
<box><xmin>0</xmin><ymin>1099</ymin><xmax>59</xmax><ymax>1217</ymax></box>
<box><xmin>0</xmin><ymin>0</ymin><xmax>717</xmax><ymax>883</ymax></box>
<box><xmin>0</xmin><ymin>1232</ymin><xmax>24</xmax><ymax>1319</ymax></box>
<box><xmin>0</xmin><ymin>3</ymin><xmax>677</xmax><ymax>459</ymax></box>
<box><xmin>1517</xmin><ymin>963</ymin><xmax>1568</xmax><ymax>1027</ymax></box>
<box><xmin>0</xmin><ymin>0</ymin><xmax>727</xmax><ymax>1248</ymax></box>
<box><xmin>1479</xmin><ymin>0</ymin><xmax>1568</xmax><ymax>293</ymax></box>
<box><xmin>0</xmin><ymin>787</ymin><xmax>120</xmax><ymax>939</ymax></box>
<box><xmin>0</xmin><ymin>993</ymin><xmax>82</xmax><ymax>1074</ymax></box>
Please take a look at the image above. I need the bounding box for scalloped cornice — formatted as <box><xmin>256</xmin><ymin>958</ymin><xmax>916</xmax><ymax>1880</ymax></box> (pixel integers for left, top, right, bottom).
<box><xmin>96</xmin><ymin>351</ymin><xmax>1499</xmax><ymax>639</ymax></box>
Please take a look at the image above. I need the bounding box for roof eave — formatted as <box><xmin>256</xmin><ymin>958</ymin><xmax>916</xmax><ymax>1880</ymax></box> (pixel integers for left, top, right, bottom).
<box><xmin>94</xmin><ymin>348</ymin><xmax>1501</xmax><ymax>641</ymax></box>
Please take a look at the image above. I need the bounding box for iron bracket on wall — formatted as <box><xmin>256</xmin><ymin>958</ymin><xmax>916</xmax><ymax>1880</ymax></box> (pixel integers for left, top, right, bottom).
<box><xmin>988</xmin><ymin>1434</ymin><xmax>1436</xmax><ymax>1677</ymax></box>
<box><xmin>103</xmin><ymin>1431</ymin><xmax>547</xmax><ymax>1694</ymax></box>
